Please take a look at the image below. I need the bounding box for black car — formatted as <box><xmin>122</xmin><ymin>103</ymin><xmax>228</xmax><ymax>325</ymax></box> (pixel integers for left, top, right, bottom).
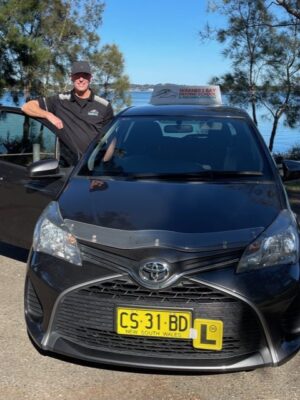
<box><xmin>1</xmin><ymin>87</ymin><xmax>300</xmax><ymax>372</ymax></box>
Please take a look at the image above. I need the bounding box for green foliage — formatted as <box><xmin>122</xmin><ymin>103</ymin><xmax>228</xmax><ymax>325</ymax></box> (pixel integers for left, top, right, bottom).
<box><xmin>90</xmin><ymin>44</ymin><xmax>131</xmax><ymax>110</ymax></box>
<box><xmin>273</xmin><ymin>144</ymin><xmax>300</xmax><ymax>162</ymax></box>
<box><xmin>204</xmin><ymin>0</ymin><xmax>300</xmax><ymax>151</ymax></box>
<box><xmin>210</xmin><ymin>72</ymin><xmax>257</xmax><ymax>107</ymax></box>
<box><xmin>0</xmin><ymin>0</ymin><xmax>130</xmax><ymax>109</ymax></box>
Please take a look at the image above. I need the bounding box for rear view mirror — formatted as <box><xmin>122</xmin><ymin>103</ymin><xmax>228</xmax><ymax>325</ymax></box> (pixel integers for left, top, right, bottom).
<box><xmin>28</xmin><ymin>158</ymin><xmax>62</xmax><ymax>178</ymax></box>
<box><xmin>282</xmin><ymin>159</ymin><xmax>300</xmax><ymax>181</ymax></box>
<box><xmin>164</xmin><ymin>124</ymin><xmax>193</xmax><ymax>133</ymax></box>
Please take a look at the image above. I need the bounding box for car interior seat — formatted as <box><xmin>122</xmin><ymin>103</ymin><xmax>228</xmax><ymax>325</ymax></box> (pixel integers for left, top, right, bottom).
<box><xmin>207</xmin><ymin>126</ymin><xmax>232</xmax><ymax>170</ymax></box>
<box><xmin>124</xmin><ymin>121</ymin><xmax>163</xmax><ymax>158</ymax></box>
<box><xmin>227</xmin><ymin>128</ymin><xmax>263</xmax><ymax>171</ymax></box>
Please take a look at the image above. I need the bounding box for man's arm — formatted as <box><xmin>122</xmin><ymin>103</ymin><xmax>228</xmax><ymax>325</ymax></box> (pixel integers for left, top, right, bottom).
<box><xmin>21</xmin><ymin>100</ymin><xmax>64</xmax><ymax>129</ymax></box>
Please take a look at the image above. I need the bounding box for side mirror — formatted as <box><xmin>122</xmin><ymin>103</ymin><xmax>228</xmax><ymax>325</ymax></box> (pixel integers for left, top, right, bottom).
<box><xmin>28</xmin><ymin>158</ymin><xmax>62</xmax><ymax>178</ymax></box>
<box><xmin>282</xmin><ymin>160</ymin><xmax>300</xmax><ymax>181</ymax></box>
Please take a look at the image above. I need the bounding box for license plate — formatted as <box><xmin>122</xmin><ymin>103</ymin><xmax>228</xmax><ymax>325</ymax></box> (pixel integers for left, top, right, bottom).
<box><xmin>116</xmin><ymin>307</ymin><xmax>192</xmax><ymax>339</ymax></box>
<box><xmin>116</xmin><ymin>307</ymin><xmax>223</xmax><ymax>350</ymax></box>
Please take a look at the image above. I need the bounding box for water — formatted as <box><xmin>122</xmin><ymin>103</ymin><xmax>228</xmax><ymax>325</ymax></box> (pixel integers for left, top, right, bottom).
<box><xmin>1</xmin><ymin>91</ymin><xmax>299</xmax><ymax>153</ymax></box>
<box><xmin>130</xmin><ymin>91</ymin><xmax>300</xmax><ymax>154</ymax></box>
<box><xmin>130</xmin><ymin>91</ymin><xmax>153</xmax><ymax>107</ymax></box>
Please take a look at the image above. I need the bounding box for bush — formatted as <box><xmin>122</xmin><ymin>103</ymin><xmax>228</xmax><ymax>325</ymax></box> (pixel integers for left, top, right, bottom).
<box><xmin>273</xmin><ymin>144</ymin><xmax>300</xmax><ymax>163</ymax></box>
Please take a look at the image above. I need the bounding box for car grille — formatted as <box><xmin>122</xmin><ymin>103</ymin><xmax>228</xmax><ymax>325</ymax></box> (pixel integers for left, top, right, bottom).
<box><xmin>53</xmin><ymin>277</ymin><xmax>266</xmax><ymax>360</ymax></box>
<box><xmin>79</xmin><ymin>243</ymin><xmax>243</xmax><ymax>273</ymax></box>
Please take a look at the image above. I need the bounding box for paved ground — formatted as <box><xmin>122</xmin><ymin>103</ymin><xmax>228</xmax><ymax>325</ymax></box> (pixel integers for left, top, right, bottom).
<box><xmin>1</xmin><ymin>243</ymin><xmax>300</xmax><ymax>400</ymax></box>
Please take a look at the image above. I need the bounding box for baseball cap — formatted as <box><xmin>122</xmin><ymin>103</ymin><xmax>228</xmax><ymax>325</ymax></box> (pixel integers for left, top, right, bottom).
<box><xmin>71</xmin><ymin>61</ymin><xmax>92</xmax><ymax>75</ymax></box>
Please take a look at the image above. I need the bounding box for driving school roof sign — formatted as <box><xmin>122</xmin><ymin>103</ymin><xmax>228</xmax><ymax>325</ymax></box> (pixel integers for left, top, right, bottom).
<box><xmin>150</xmin><ymin>84</ymin><xmax>222</xmax><ymax>106</ymax></box>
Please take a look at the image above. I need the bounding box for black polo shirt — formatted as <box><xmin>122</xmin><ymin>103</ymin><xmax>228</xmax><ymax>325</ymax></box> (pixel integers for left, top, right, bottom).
<box><xmin>38</xmin><ymin>89</ymin><xmax>114</xmax><ymax>155</ymax></box>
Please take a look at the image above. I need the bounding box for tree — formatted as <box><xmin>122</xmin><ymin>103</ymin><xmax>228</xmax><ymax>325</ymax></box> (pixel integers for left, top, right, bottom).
<box><xmin>202</xmin><ymin>0</ymin><xmax>277</xmax><ymax>126</ymax></box>
<box><xmin>90</xmin><ymin>44</ymin><xmax>131</xmax><ymax>111</ymax></box>
<box><xmin>0</xmin><ymin>0</ymin><xmax>130</xmax><ymax>108</ymax></box>
<box><xmin>275</xmin><ymin>0</ymin><xmax>300</xmax><ymax>20</ymax></box>
<box><xmin>259</xmin><ymin>20</ymin><xmax>300</xmax><ymax>151</ymax></box>
<box><xmin>201</xmin><ymin>0</ymin><xmax>300</xmax><ymax>151</ymax></box>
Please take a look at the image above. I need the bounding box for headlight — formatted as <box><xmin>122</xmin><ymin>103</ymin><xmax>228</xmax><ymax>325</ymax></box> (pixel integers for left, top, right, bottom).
<box><xmin>32</xmin><ymin>201</ymin><xmax>82</xmax><ymax>266</ymax></box>
<box><xmin>237</xmin><ymin>210</ymin><xmax>299</xmax><ymax>273</ymax></box>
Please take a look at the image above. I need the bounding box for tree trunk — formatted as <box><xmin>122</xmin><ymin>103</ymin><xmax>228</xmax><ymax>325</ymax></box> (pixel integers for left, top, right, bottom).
<box><xmin>22</xmin><ymin>81</ymin><xmax>31</xmax><ymax>151</ymax></box>
<box><xmin>251</xmin><ymin>100</ymin><xmax>258</xmax><ymax>126</ymax></box>
<box><xmin>24</xmin><ymin>85</ymin><xmax>31</xmax><ymax>103</ymax></box>
<box><xmin>269</xmin><ymin>115</ymin><xmax>279</xmax><ymax>152</ymax></box>
<box><xmin>23</xmin><ymin>71</ymin><xmax>32</xmax><ymax>102</ymax></box>
<box><xmin>103</xmin><ymin>80</ymin><xmax>109</xmax><ymax>99</ymax></box>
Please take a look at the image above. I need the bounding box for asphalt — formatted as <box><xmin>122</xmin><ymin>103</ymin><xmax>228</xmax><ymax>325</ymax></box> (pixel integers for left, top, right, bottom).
<box><xmin>1</xmin><ymin>242</ymin><xmax>300</xmax><ymax>400</ymax></box>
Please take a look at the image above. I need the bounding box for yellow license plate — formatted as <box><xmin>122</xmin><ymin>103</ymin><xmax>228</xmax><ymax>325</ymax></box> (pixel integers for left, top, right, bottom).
<box><xmin>116</xmin><ymin>307</ymin><xmax>192</xmax><ymax>339</ymax></box>
<box><xmin>116</xmin><ymin>307</ymin><xmax>224</xmax><ymax>351</ymax></box>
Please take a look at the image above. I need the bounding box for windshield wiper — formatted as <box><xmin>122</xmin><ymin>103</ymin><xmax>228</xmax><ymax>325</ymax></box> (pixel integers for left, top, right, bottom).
<box><xmin>122</xmin><ymin>171</ymin><xmax>263</xmax><ymax>180</ymax></box>
<box><xmin>200</xmin><ymin>170</ymin><xmax>263</xmax><ymax>177</ymax></box>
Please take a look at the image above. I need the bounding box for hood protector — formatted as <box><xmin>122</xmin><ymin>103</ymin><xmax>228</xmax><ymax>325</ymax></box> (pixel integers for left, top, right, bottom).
<box><xmin>65</xmin><ymin>219</ymin><xmax>264</xmax><ymax>252</ymax></box>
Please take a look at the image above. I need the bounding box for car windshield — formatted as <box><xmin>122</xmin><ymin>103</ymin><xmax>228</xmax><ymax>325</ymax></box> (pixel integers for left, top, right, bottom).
<box><xmin>79</xmin><ymin>116</ymin><xmax>270</xmax><ymax>179</ymax></box>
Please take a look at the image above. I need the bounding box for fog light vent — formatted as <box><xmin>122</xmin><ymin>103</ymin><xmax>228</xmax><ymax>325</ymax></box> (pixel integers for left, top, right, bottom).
<box><xmin>25</xmin><ymin>279</ymin><xmax>43</xmax><ymax>321</ymax></box>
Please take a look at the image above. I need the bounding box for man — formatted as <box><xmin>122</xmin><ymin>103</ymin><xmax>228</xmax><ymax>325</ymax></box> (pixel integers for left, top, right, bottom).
<box><xmin>21</xmin><ymin>61</ymin><xmax>114</xmax><ymax>155</ymax></box>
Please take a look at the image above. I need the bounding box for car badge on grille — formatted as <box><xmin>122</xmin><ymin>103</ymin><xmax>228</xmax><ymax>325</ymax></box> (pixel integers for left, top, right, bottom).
<box><xmin>139</xmin><ymin>261</ymin><xmax>170</xmax><ymax>284</ymax></box>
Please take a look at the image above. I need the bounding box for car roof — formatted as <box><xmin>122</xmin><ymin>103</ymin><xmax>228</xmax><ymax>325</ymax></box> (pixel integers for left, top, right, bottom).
<box><xmin>119</xmin><ymin>104</ymin><xmax>251</xmax><ymax>119</ymax></box>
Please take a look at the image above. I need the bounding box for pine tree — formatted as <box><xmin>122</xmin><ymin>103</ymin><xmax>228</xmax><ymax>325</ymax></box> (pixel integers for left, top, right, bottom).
<box><xmin>0</xmin><ymin>0</ymin><xmax>130</xmax><ymax>108</ymax></box>
<box><xmin>202</xmin><ymin>0</ymin><xmax>300</xmax><ymax>151</ymax></box>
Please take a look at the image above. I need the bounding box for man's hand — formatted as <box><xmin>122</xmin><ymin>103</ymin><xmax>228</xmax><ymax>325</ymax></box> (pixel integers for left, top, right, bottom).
<box><xmin>46</xmin><ymin>113</ymin><xmax>64</xmax><ymax>129</ymax></box>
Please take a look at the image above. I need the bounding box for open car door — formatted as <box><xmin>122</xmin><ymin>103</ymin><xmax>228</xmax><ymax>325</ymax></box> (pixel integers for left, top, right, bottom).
<box><xmin>0</xmin><ymin>107</ymin><xmax>78</xmax><ymax>249</ymax></box>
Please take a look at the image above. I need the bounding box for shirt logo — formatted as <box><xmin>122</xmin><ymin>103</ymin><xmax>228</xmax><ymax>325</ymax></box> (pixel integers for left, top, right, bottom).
<box><xmin>88</xmin><ymin>109</ymin><xmax>99</xmax><ymax>116</ymax></box>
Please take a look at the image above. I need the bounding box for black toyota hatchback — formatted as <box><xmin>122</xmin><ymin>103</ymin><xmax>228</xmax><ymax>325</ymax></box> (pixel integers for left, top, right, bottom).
<box><xmin>1</xmin><ymin>85</ymin><xmax>300</xmax><ymax>372</ymax></box>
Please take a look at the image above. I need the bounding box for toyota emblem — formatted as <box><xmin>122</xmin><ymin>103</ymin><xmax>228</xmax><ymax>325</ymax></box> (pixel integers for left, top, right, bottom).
<box><xmin>139</xmin><ymin>261</ymin><xmax>170</xmax><ymax>283</ymax></box>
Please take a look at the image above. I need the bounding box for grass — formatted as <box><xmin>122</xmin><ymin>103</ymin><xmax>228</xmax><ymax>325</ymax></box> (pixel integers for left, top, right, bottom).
<box><xmin>285</xmin><ymin>180</ymin><xmax>300</xmax><ymax>192</ymax></box>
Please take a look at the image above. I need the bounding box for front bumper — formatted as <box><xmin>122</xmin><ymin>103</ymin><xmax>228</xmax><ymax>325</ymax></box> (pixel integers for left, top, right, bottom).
<box><xmin>25</xmin><ymin>246</ymin><xmax>300</xmax><ymax>372</ymax></box>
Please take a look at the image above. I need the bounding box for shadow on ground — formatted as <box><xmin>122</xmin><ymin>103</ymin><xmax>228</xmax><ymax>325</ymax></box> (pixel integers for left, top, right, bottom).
<box><xmin>0</xmin><ymin>242</ymin><xmax>29</xmax><ymax>262</ymax></box>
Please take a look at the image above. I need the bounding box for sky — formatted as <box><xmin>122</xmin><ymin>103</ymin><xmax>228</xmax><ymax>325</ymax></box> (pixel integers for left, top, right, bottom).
<box><xmin>99</xmin><ymin>0</ymin><xmax>230</xmax><ymax>85</ymax></box>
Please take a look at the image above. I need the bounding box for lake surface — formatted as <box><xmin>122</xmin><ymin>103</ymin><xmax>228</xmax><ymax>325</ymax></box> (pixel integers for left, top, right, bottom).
<box><xmin>1</xmin><ymin>90</ymin><xmax>299</xmax><ymax>153</ymax></box>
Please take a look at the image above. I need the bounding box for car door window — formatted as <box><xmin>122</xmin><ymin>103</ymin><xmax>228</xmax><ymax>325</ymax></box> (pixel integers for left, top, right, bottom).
<box><xmin>0</xmin><ymin>112</ymin><xmax>56</xmax><ymax>166</ymax></box>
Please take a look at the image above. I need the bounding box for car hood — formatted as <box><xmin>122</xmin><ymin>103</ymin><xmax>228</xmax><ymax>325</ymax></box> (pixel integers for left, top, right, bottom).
<box><xmin>58</xmin><ymin>177</ymin><xmax>283</xmax><ymax>251</ymax></box>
